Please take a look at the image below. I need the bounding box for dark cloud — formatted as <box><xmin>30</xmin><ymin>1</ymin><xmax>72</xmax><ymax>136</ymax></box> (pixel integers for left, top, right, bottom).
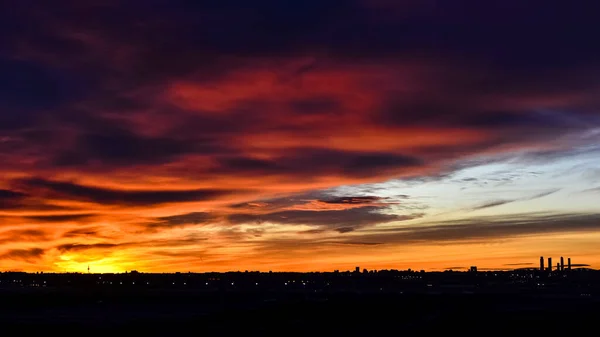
<box><xmin>228</xmin><ymin>206</ymin><xmax>419</xmax><ymax>229</ymax></box>
<box><xmin>0</xmin><ymin>189</ymin><xmax>26</xmax><ymax>200</ymax></box>
<box><xmin>215</xmin><ymin>149</ymin><xmax>423</xmax><ymax>179</ymax></box>
<box><xmin>23</xmin><ymin>214</ymin><xmax>96</xmax><ymax>223</ymax></box>
<box><xmin>341</xmin><ymin>153</ymin><xmax>424</xmax><ymax>177</ymax></box>
<box><xmin>56</xmin><ymin>243</ymin><xmax>119</xmax><ymax>252</ymax></box>
<box><xmin>570</xmin><ymin>264</ymin><xmax>591</xmax><ymax>267</ymax></box>
<box><xmin>471</xmin><ymin>200</ymin><xmax>513</xmax><ymax>211</ymax></box>
<box><xmin>0</xmin><ymin>248</ymin><xmax>45</xmax><ymax>261</ymax></box>
<box><xmin>320</xmin><ymin>196</ymin><xmax>394</xmax><ymax>204</ymax></box>
<box><xmin>151</xmin><ymin>212</ymin><xmax>218</xmax><ymax>228</ymax></box>
<box><xmin>359</xmin><ymin>213</ymin><xmax>600</xmax><ymax>244</ymax></box>
<box><xmin>289</xmin><ymin>97</ymin><xmax>341</xmax><ymax>115</ymax></box>
<box><xmin>0</xmin><ymin>189</ymin><xmax>28</xmax><ymax>210</ymax></box>
<box><xmin>0</xmin><ymin>56</ymin><xmax>85</xmax><ymax>131</ymax></box>
<box><xmin>0</xmin><ymin>189</ymin><xmax>72</xmax><ymax>212</ymax></box>
<box><xmin>5</xmin><ymin>229</ymin><xmax>47</xmax><ymax>238</ymax></box>
<box><xmin>229</xmin><ymin>192</ymin><xmax>404</xmax><ymax>212</ymax></box>
<box><xmin>1</xmin><ymin>0</ymin><xmax>598</xmax><ymax>183</ymax></box>
<box><xmin>0</xmin><ymin>229</ymin><xmax>49</xmax><ymax>244</ymax></box>
<box><xmin>141</xmin><ymin>236</ymin><xmax>209</xmax><ymax>248</ymax></box>
<box><xmin>470</xmin><ymin>189</ymin><xmax>560</xmax><ymax>211</ymax></box>
<box><xmin>15</xmin><ymin>178</ymin><xmax>236</xmax><ymax>206</ymax></box>
<box><xmin>62</xmin><ymin>228</ymin><xmax>100</xmax><ymax>238</ymax></box>
<box><xmin>298</xmin><ymin>229</ymin><xmax>327</xmax><ymax>235</ymax></box>
<box><xmin>53</xmin><ymin>131</ymin><xmax>194</xmax><ymax>167</ymax></box>
<box><xmin>581</xmin><ymin>187</ymin><xmax>600</xmax><ymax>194</ymax></box>
<box><xmin>525</xmin><ymin>189</ymin><xmax>561</xmax><ymax>200</ymax></box>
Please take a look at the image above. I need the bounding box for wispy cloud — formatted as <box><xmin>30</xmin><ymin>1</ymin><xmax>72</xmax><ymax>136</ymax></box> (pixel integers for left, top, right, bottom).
<box><xmin>581</xmin><ymin>187</ymin><xmax>600</xmax><ymax>194</ymax></box>
<box><xmin>470</xmin><ymin>189</ymin><xmax>561</xmax><ymax>211</ymax></box>
<box><xmin>355</xmin><ymin>212</ymin><xmax>600</xmax><ymax>244</ymax></box>
<box><xmin>0</xmin><ymin>248</ymin><xmax>45</xmax><ymax>261</ymax></box>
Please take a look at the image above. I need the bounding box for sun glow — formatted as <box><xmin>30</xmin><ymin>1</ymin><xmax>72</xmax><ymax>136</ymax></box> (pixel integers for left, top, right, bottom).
<box><xmin>55</xmin><ymin>254</ymin><xmax>128</xmax><ymax>274</ymax></box>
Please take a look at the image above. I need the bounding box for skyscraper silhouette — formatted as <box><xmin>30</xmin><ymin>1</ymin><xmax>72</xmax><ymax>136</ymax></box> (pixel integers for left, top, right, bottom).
<box><xmin>560</xmin><ymin>257</ymin><xmax>564</xmax><ymax>271</ymax></box>
<box><xmin>540</xmin><ymin>256</ymin><xmax>544</xmax><ymax>271</ymax></box>
<box><xmin>548</xmin><ymin>257</ymin><xmax>552</xmax><ymax>271</ymax></box>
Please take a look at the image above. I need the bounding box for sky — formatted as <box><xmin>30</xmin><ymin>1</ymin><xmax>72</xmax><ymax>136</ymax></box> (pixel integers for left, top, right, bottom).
<box><xmin>1</xmin><ymin>0</ymin><xmax>600</xmax><ymax>273</ymax></box>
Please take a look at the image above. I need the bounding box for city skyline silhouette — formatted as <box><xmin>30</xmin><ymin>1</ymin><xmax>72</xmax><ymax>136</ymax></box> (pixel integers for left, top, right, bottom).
<box><xmin>1</xmin><ymin>1</ymin><xmax>600</xmax><ymax>274</ymax></box>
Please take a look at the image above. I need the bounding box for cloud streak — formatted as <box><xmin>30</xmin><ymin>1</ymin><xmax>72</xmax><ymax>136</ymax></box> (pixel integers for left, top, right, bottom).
<box><xmin>357</xmin><ymin>213</ymin><xmax>600</xmax><ymax>244</ymax></box>
<box><xmin>14</xmin><ymin>178</ymin><xmax>238</xmax><ymax>207</ymax></box>
<box><xmin>470</xmin><ymin>189</ymin><xmax>561</xmax><ymax>211</ymax></box>
<box><xmin>0</xmin><ymin>248</ymin><xmax>45</xmax><ymax>261</ymax></box>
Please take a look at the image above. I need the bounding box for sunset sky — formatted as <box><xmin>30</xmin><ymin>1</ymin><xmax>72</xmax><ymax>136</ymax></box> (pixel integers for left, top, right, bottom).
<box><xmin>1</xmin><ymin>0</ymin><xmax>600</xmax><ymax>273</ymax></box>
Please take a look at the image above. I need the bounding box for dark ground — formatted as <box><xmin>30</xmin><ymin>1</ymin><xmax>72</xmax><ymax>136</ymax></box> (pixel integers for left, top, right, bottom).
<box><xmin>1</xmin><ymin>288</ymin><xmax>597</xmax><ymax>335</ymax></box>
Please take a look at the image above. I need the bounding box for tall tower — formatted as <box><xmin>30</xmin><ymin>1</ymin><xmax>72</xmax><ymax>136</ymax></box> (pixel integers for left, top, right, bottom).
<box><xmin>540</xmin><ymin>256</ymin><xmax>544</xmax><ymax>271</ymax></box>
<box><xmin>560</xmin><ymin>257</ymin><xmax>564</xmax><ymax>271</ymax></box>
<box><xmin>548</xmin><ymin>257</ymin><xmax>552</xmax><ymax>271</ymax></box>
<box><xmin>568</xmin><ymin>258</ymin><xmax>571</xmax><ymax>270</ymax></box>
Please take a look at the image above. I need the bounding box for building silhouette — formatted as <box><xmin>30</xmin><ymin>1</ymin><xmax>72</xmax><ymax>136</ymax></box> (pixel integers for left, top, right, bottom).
<box><xmin>568</xmin><ymin>258</ymin><xmax>571</xmax><ymax>270</ymax></box>
<box><xmin>540</xmin><ymin>256</ymin><xmax>544</xmax><ymax>271</ymax></box>
<box><xmin>548</xmin><ymin>257</ymin><xmax>552</xmax><ymax>271</ymax></box>
<box><xmin>560</xmin><ymin>257</ymin><xmax>564</xmax><ymax>271</ymax></box>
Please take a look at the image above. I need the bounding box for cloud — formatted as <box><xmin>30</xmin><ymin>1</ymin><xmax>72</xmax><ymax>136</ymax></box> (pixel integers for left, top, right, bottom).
<box><xmin>470</xmin><ymin>189</ymin><xmax>560</xmax><ymax>211</ymax></box>
<box><xmin>581</xmin><ymin>187</ymin><xmax>600</xmax><ymax>194</ymax></box>
<box><xmin>53</xmin><ymin>129</ymin><xmax>196</xmax><ymax>167</ymax></box>
<box><xmin>0</xmin><ymin>189</ymin><xmax>26</xmax><ymax>200</ymax></box>
<box><xmin>525</xmin><ymin>189</ymin><xmax>562</xmax><ymax>200</ymax></box>
<box><xmin>471</xmin><ymin>200</ymin><xmax>514</xmax><ymax>211</ymax></box>
<box><xmin>212</xmin><ymin>149</ymin><xmax>424</xmax><ymax>180</ymax></box>
<box><xmin>0</xmin><ymin>189</ymin><xmax>67</xmax><ymax>212</ymax></box>
<box><xmin>62</xmin><ymin>227</ymin><xmax>100</xmax><ymax>238</ymax></box>
<box><xmin>321</xmin><ymin>196</ymin><xmax>394</xmax><ymax>204</ymax></box>
<box><xmin>285</xmin><ymin>195</ymin><xmax>404</xmax><ymax>211</ymax></box>
<box><xmin>0</xmin><ymin>248</ymin><xmax>45</xmax><ymax>261</ymax></box>
<box><xmin>23</xmin><ymin>214</ymin><xmax>96</xmax><ymax>223</ymax></box>
<box><xmin>227</xmin><ymin>206</ymin><xmax>419</xmax><ymax>230</ymax></box>
<box><xmin>357</xmin><ymin>213</ymin><xmax>600</xmax><ymax>244</ymax></box>
<box><xmin>15</xmin><ymin>178</ymin><xmax>237</xmax><ymax>206</ymax></box>
<box><xmin>56</xmin><ymin>243</ymin><xmax>119</xmax><ymax>252</ymax></box>
<box><xmin>147</xmin><ymin>212</ymin><xmax>219</xmax><ymax>229</ymax></box>
<box><xmin>1</xmin><ymin>0</ymin><xmax>600</xmax><ymax>271</ymax></box>
<box><xmin>0</xmin><ymin>229</ymin><xmax>49</xmax><ymax>244</ymax></box>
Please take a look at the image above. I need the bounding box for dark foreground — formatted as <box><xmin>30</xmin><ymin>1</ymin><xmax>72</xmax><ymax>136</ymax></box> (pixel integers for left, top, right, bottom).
<box><xmin>1</xmin><ymin>289</ymin><xmax>598</xmax><ymax>335</ymax></box>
